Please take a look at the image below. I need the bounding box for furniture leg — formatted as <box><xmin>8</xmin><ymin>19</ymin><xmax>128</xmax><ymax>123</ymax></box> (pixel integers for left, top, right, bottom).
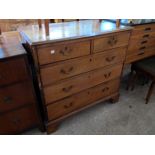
<box><xmin>126</xmin><ymin>69</ymin><xmax>134</xmax><ymax>90</ymax></box>
<box><xmin>131</xmin><ymin>71</ymin><xmax>138</xmax><ymax>91</ymax></box>
<box><xmin>46</xmin><ymin>122</ymin><xmax>60</xmax><ymax>134</ymax></box>
<box><xmin>110</xmin><ymin>94</ymin><xmax>120</xmax><ymax>103</ymax></box>
<box><xmin>145</xmin><ymin>81</ymin><xmax>155</xmax><ymax>104</ymax></box>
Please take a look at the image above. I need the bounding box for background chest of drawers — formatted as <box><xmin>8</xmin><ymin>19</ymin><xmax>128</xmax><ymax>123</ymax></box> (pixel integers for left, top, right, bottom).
<box><xmin>125</xmin><ymin>23</ymin><xmax>155</xmax><ymax>63</ymax></box>
<box><xmin>0</xmin><ymin>32</ymin><xmax>41</xmax><ymax>134</ymax></box>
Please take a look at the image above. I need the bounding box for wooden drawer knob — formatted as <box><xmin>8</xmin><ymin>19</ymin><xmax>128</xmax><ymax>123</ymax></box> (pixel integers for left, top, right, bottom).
<box><xmin>3</xmin><ymin>96</ymin><xmax>13</xmax><ymax>104</ymax></box>
<box><xmin>144</xmin><ymin>27</ymin><xmax>151</xmax><ymax>31</ymax></box>
<box><xmin>12</xmin><ymin>118</ymin><xmax>21</xmax><ymax>125</ymax></box>
<box><xmin>139</xmin><ymin>46</ymin><xmax>146</xmax><ymax>50</ymax></box>
<box><xmin>141</xmin><ymin>40</ymin><xmax>147</xmax><ymax>44</ymax></box>
<box><xmin>102</xmin><ymin>87</ymin><xmax>109</xmax><ymax>92</ymax></box>
<box><xmin>64</xmin><ymin>102</ymin><xmax>74</xmax><ymax>109</ymax></box>
<box><xmin>108</xmin><ymin>36</ymin><xmax>117</xmax><ymax>46</ymax></box>
<box><xmin>143</xmin><ymin>34</ymin><xmax>149</xmax><ymax>38</ymax></box>
<box><xmin>59</xmin><ymin>47</ymin><xmax>72</xmax><ymax>56</ymax></box>
<box><xmin>60</xmin><ymin>67</ymin><xmax>73</xmax><ymax>74</ymax></box>
<box><xmin>106</xmin><ymin>56</ymin><xmax>116</xmax><ymax>62</ymax></box>
<box><xmin>62</xmin><ymin>85</ymin><xmax>73</xmax><ymax>92</ymax></box>
<box><xmin>138</xmin><ymin>52</ymin><xmax>145</xmax><ymax>56</ymax></box>
<box><xmin>104</xmin><ymin>72</ymin><xmax>111</xmax><ymax>79</ymax></box>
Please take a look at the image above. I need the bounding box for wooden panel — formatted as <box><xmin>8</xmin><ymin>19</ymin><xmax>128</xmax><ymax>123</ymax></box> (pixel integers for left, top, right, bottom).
<box><xmin>125</xmin><ymin>47</ymin><xmax>155</xmax><ymax>63</ymax></box>
<box><xmin>0</xmin><ymin>58</ymin><xmax>29</xmax><ymax>86</ymax></box>
<box><xmin>0</xmin><ymin>81</ymin><xmax>35</xmax><ymax>113</ymax></box>
<box><xmin>93</xmin><ymin>32</ymin><xmax>130</xmax><ymax>53</ymax></box>
<box><xmin>37</xmin><ymin>41</ymin><xmax>91</xmax><ymax>65</ymax></box>
<box><xmin>47</xmin><ymin>78</ymin><xmax>120</xmax><ymax>121</ymax></box>
<box><xmin>40</xmin><ymin>47</ymin><xmax>126</xmax><ymax>85</ymax></box>
<box><xmin>44</xmin><ymin>64</ymin><xmax>122</xmax><ymax>104</ymax></box>
<box><xmin>0</xmin><ymin>105</ymin><xmax>38</xmax><ymax>134</ymax></box>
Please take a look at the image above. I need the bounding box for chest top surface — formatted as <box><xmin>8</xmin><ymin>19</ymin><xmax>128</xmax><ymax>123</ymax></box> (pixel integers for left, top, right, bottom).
<box><xmin>0</xmin><ymin>31</ymin><xmax>26</xmax><ymax>60</ymax></box>
<box><xmin>20</xmin><ymin>20</ymin><xmax>132</xmax><ymax>45</ymax></box>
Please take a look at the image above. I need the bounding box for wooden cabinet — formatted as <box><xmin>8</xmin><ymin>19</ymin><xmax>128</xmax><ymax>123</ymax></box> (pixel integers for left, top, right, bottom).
<box><xmin>21</xmin><ymin>20</ymin><xmax>132</xmax><ymax>134</ymax></box>
<box><xmin>125</xmin><ymin>23</ymin><xmax>155</xmax><ymax>63</ymax></box>
<box><xmin>0</xmin><ymin>32</ymin><xmax>41</xmax><ymax>134</ymax></box>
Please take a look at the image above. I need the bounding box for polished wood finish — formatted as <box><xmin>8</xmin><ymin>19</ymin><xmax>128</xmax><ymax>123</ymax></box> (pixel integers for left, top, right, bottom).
<box><xmin>44</xmin><ymin>64</ymin><xmax>122</xmax><ymax>104</ymax></box>
<box><xmin>125</xmin><ymin>23</ymin><xmax>155</xmax><ymax>63</ymax></box>
<box><xmin>93</xmin><ymin>32</ymin><xmax>130</xmax><ymax>53</ymax></box>
<box><xmin>0</xmin><ymin>58</ymin><xmax>29</xmax><ymax>86</ymax></box>
<box><xmin>0</xmin><ymin>105</ymin><xmax>38</xmax><ymax>134</ymax></box>
<box><xmin>47</xmin><ymin>78</ymin><xmax>120</xmax><ymax>121</ymax></box>
<box><xmin>37</xmin><ymin>41</ymin><xmax>91</xmax><ymax>65</ymax></box>
<box><xmin>21</xmin><ymin>20</ymin><xmax>132</xmax><ymax>134</ymax></box>
<box><xmin>40</xmin><ymin>47</ymin><xmax>126</xmax><ymax>85</ymax></box>
<box><xmin>0</xmin><ymin>32</ymin><xmax>41</xmax><ymax>134</ymax></box>
<box><xmin>0</xmin><ymin>81</ymin><xmax>35</xmax><ymax>113</ymax></box>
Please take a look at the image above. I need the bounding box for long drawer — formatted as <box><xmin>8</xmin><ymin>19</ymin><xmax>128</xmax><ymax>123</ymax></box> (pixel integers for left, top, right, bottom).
<box><xmin>0</xmin><ymin>58</ymin><xmax>29</xmax><ymax>86</ymax></box>
<box><xmin>93</xmin><ymin>31</ymin><xmax>130</xmax><ymax>53</ymax></box>
<box><xmin>43</xmin><ymin>64</ymin><xmax>122</xmax><ymax>104</ymax></box>
<box><xmin>125</xmin><ymin>47</ymin><xmax>155</xmax><ymax>63</ymax></box>
<box><xmin>37</xmin><ymin>40</ymin><xmax>91</xmax><ymax>65</ymax></box>
<box><xmin>47</xmin><ymin>78</ymin><xmax>120</xmax><ymax>121</ymax></box>
<box><xmin>40</xmin><ymin>47</ymin><xmax>126</xmax><ymax>86</ymax></box>
<box><xmin>0</xmin><ymin>105</ymin><xmax>38</xmax><ymax>134</ymax></box>
<box><xmin>0</xmin><ymin>81</ymin><xmax>35</xmax><ymax>113</ymax></box>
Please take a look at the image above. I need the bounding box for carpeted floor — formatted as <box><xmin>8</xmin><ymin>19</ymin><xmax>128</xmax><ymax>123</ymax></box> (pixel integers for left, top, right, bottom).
<box><xmin>24</xmin><ymin>66</ymin><xmax>155</xmax><ymax>135</ymax></box>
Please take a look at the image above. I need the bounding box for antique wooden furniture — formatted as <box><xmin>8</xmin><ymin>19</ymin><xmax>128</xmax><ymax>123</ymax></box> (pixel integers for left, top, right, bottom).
<box><xmin>0</xmin><ymin>31</ymin><xmax>42</xmax><ymax>134</ymax></box>
<box><xmin>125</xmin><ymin>23</ymin><xmax>155</xmax><ymax>64</ymax></box>
<box><xmin>127</xmin><ymin>56</ymin><xmax>155</xmax><ymax>104</ymax></box>
<box><xmin>20</xmin><ymin>20</ymin><xmax>132</xmax><ymax>134</ymax></box>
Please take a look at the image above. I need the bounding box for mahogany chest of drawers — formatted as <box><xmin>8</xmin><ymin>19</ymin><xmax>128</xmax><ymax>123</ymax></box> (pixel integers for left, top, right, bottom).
<box><xmin>0</xmin><ymin>32</ymin><xmax>41</xmax><ymax>134</ymax></box>
<box><xmin>21</xmin><ymin>20</ymin><xmax>132</xmax><ymax>134</ymax></box>
<box><xmin>125</xmin><ymin>23</ymin><xmax>155</xmax><ymax>63</ymax></box>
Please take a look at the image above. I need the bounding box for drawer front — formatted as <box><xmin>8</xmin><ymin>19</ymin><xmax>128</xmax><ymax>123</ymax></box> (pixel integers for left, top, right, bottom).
<box><xmin>127</xmin><ymin>37</ymin><xmax>155</xmax><ymax>55</ymax></box>
<box><xmin>0</xmin><ymin>58</ymin><xmax>29</xmax><ymax>86</ymax></box>
<box><xmin>93</xmin><ymin>32</ymin><xmax>130</xmax><ymax>53</ymax></box>
<box><xmin>37</xmin><ymin>41</ymin><xmax>91</xmax><ymax>65</ymax></box>
<box><xmin>125</xmin><ymin>47</ymin><xmax>155</xmax><ymax>63</ymax></box>
<box><xmin>47</xmin><ymin>78</ymin><xmax>120</xmax><ymax>121</ymax></box>
<box><xmin>132</xmin><ymin>24</ymin><xmax>155</xmax><ymax>36</ymax></box>
<box><xmin>0</xmin><ymin>81</ymin><xmax>35</xmax><ymax>113</ymax></box>
<box><xmin>0</xmin><ymin>105</ymin><xmax>38</xmax><ymax>134</ymax></box>
<box><xmin>44</xmin><ymin>64</ymin><xmax>122</xmax><ymax>104</ymax></box>
<box><xmin>41</xmin><ymin>47</ymin><xmax>126</xmax><ymax>85</ymax></box>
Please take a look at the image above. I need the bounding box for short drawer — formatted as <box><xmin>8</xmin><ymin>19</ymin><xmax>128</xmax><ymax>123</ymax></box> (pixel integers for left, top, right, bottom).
<box><xmin>93</xmin><ymin>31</ymin><xmax>130</xmax><ymax>53</ymax></box>
<box><xmin>0</xmin><ymin>105</ymin><xmax>38</xmax><ymax>134</ymax></box>
<box><xmin>47</xmin><ymin>78</ymin><xmax>120</xmax><ymax>121</ymax></box>
<box><xmin>43</xmin><ymin>64</ymin><xmax>122</xmax><ymax>104</ymax></box>
<box><xmin>0</xmin><ymin>58</ymin><xmax>29</xmax><ymax>86</ymax></box>
<box><xmin>127</xmin><ymin>37</ymin><xmax>155</xmax><ymax>55</ymax></box>
<box><xmin>37</xmin><ymin>41</ymin><xmax>91</xmax><ymax>65</ymax></box>
<box><xmin>125</xmin><ymin>47</ymin><xmax>155</xmax><ymax>64</ymax></box>
<box><xmin>0</xmin><ymin>81</ymin><xmax>35</xmax><ymax>113</ymax></box>
<box><xmin>40</xmin><ymin>47</ymin><xmax>126</xmax><ymax>85</ymax></box>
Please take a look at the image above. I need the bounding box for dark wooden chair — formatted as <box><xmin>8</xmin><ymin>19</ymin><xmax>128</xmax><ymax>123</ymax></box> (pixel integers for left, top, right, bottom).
<box><xmin>127</xmin><ymin>56</ymin><xmax>155</xmax><ymax>104</ymax></box>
